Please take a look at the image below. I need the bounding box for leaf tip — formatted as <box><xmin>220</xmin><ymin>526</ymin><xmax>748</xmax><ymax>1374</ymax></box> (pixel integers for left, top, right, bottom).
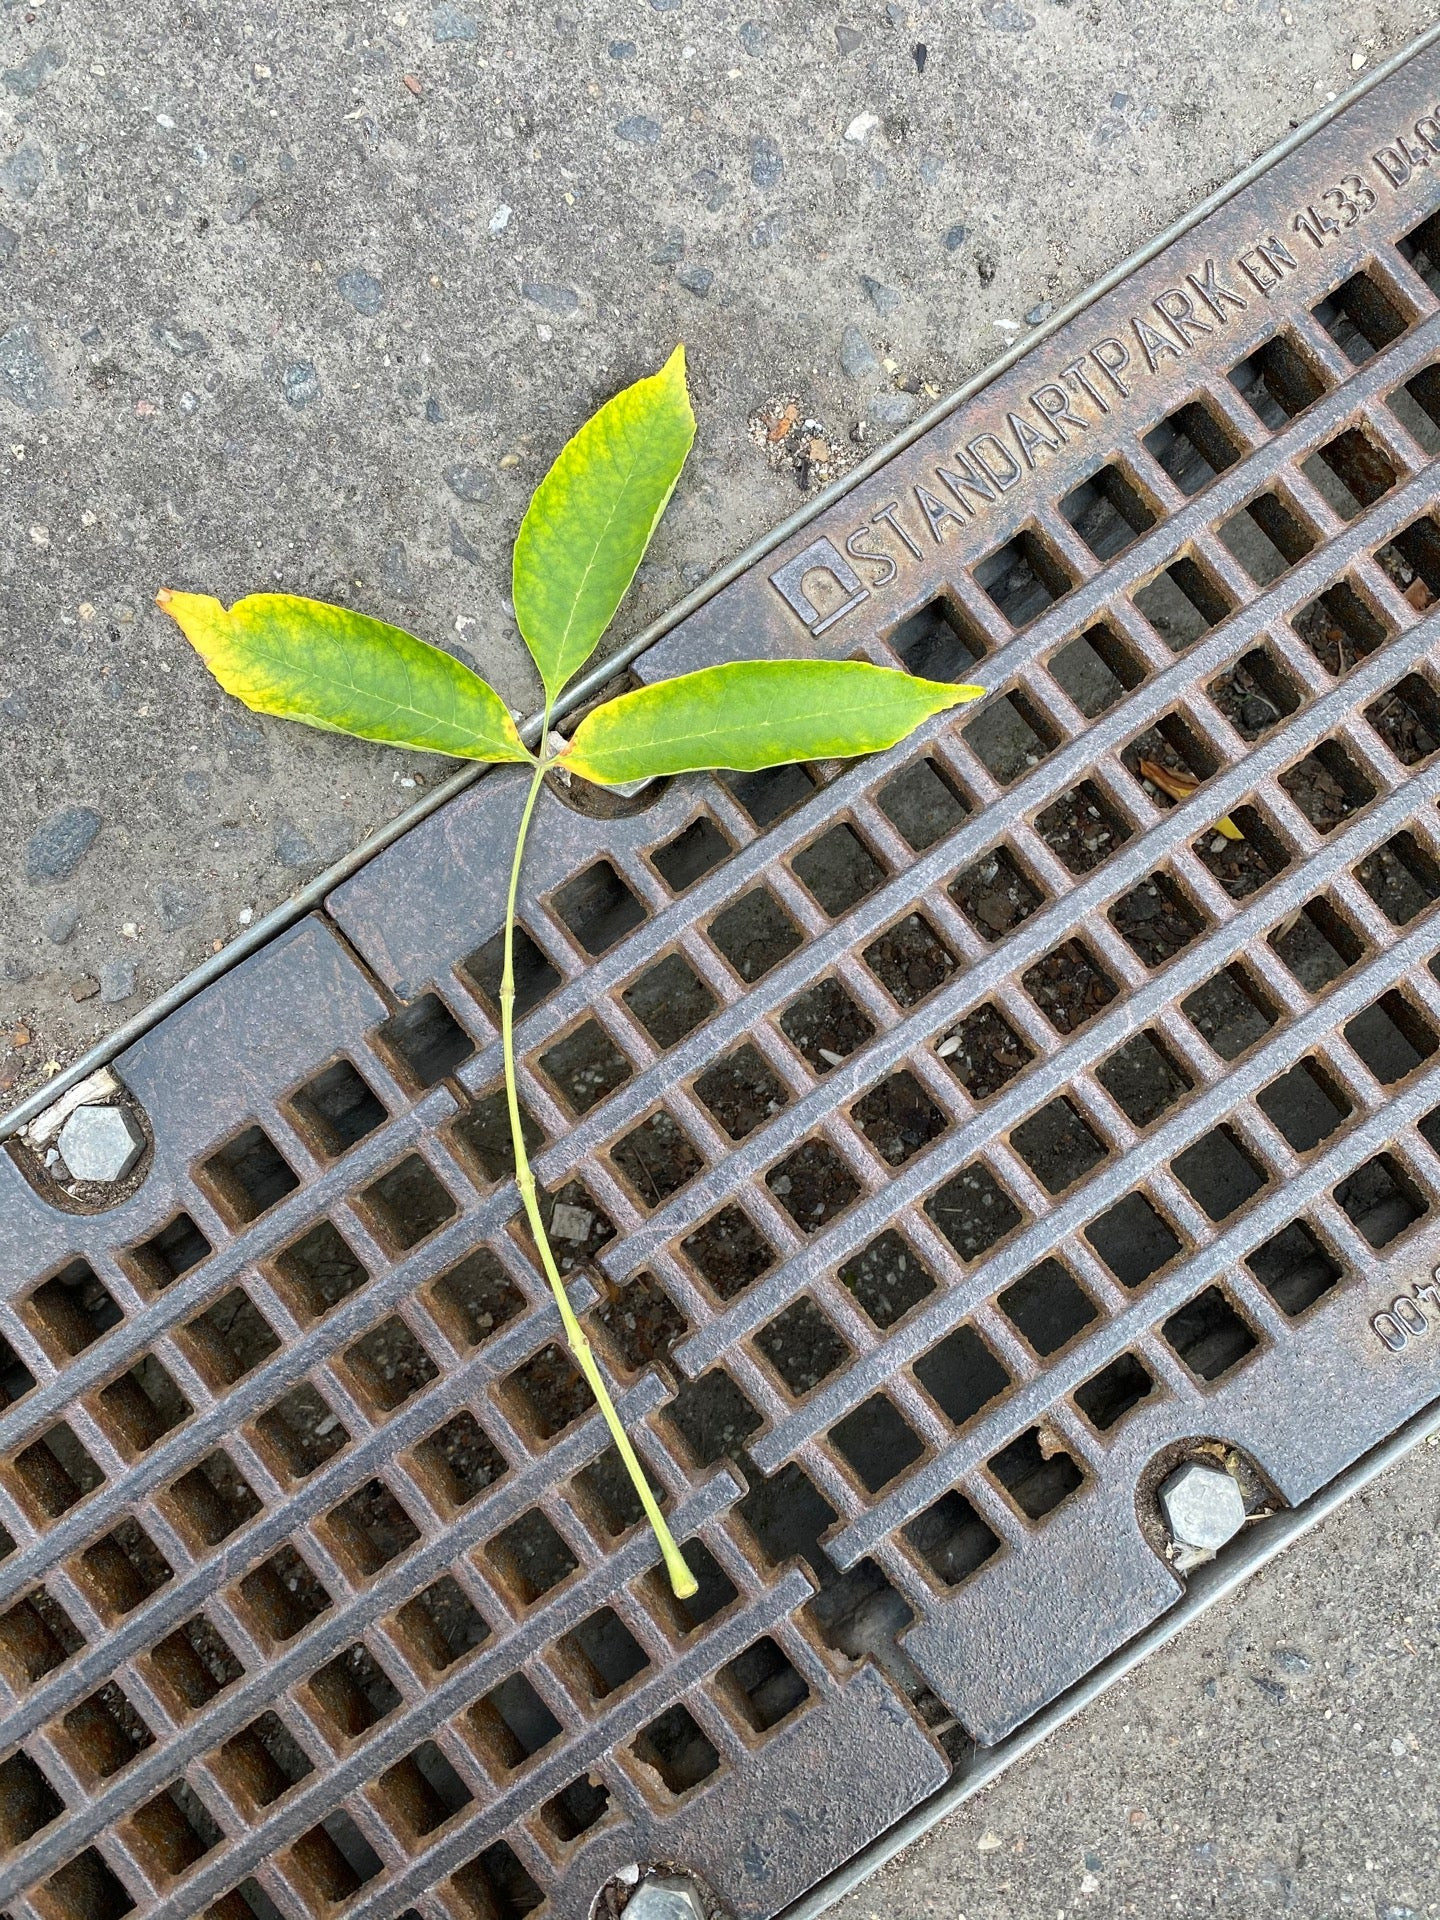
<box><xmin>155</xmin><ymin>586</ymin><xmax>174</xmax><ymax>610</ymax></box>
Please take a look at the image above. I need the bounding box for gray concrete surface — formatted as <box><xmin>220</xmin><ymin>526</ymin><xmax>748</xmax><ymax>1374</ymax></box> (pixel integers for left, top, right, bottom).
<box><xmin>833</xmin><ymin>1436</ymin><xmax>1440</xmax><ymax>1920</ymax></box>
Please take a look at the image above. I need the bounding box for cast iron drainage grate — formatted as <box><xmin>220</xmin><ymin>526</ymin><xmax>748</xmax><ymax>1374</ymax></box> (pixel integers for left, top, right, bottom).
<box><xmin>7</xmin><ymin>47</ymin><xmax>1440</xmax><ymax>1920</ymax></box>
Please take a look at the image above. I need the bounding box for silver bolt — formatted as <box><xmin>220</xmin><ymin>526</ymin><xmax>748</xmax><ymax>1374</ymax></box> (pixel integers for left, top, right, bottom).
<box><xmin>626</xmin><ymin>1875</ymin><xmax>706</xmax><ymax>1920</ymax></box>
<box><xmin>56</xmin><ymin>1104</ymin><xmax>146</xmax><ymax>1184</ymax></box>
<box><xmin>1159</xmin><ymin>1460</ymin><xmax>1246</xmax><ymax>1552</ymax></box>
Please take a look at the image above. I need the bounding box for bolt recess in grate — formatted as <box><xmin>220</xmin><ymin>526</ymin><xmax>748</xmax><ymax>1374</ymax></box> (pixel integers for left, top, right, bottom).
<box><xmin>8</xmin><ymin>54</ymin><xmax>1440</xmax><ymax>1920</ymax></box>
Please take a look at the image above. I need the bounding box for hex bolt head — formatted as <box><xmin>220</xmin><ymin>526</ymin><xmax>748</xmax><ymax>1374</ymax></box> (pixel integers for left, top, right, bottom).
<box><xmin>1159</xmin><ymin>1460</ymin><xmax>1247</xmax><ymax>1552</ymax></box>
<box><xmin>625</xmin><ymin>1876</ymin><xmax>707</xmax><ymax>1920</ymax></box>
<box><xmin>56</xmin><ymin>1104</ymin><xmax>146</xmax><ymax>1184</ymax></box>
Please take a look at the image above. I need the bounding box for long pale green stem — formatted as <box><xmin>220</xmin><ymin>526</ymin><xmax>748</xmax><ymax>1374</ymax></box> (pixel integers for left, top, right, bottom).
<box><xmin>499</xmin><ymin>725</ymin><xmax>698</xmax><ymax>1600</ymax></box>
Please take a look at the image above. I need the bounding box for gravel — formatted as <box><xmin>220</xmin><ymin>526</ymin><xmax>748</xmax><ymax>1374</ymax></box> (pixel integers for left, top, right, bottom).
<box><xmin>24</xmin><ymin>805</ymin><xmax>102</xmax><ymax>883</ymax></box>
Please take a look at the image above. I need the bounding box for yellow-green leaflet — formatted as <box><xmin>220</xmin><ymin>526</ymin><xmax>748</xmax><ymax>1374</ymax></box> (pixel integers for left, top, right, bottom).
<box><xmin>558</xmin><ymin>659</ymin><xmax>985</xmax><ymax>785</ymax></box>
<box><xmin>512</xmin><ymin>344</ymin><xmax>696</xmax><ymax>701</ymax></box>
<box><xmin>158</xmin><ymin>589</ymin><xmax>532</xmax><ymax>763</ymax></box>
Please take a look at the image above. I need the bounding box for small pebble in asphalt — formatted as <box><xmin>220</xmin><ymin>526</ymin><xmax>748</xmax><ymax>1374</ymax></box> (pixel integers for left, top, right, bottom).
<box><xmin>99</xmin><ymin>959</ymin><xmax>139</xmax><ymax>1005</ymax></box>
<box><xmin>25</xmin><ymin>805</ymin><xmax>102</xmax><ymax>883</ymax></box>
<box><xmin>44</xmin><ymin>905</ymin><xmax>79</xmax><ymax>945</ymax></box>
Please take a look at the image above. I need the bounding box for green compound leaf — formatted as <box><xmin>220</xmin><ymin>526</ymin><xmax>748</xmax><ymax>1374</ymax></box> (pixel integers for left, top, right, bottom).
<box><xmin>158</xmin><ymin>589</ymin><xmax>532</xmax><ymax>764</ymax></box>
<box><xmin>512</xmin><ymin>343</ymin><xmax>696</xmax><ymax>702</ymax></box>
<box><xmin>559</xmin><ymin>659</ymin><xmax>985</xmax><ymax>786</ymax></box>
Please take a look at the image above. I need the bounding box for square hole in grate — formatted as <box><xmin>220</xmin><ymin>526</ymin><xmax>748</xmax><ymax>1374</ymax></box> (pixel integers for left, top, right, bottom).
<box><xmin>1247</xmin><ymin>1219</ymin><xmax>1343</xmax><ymax>1317</ymax></box>
<box><xmin>1378</xmin><ymin>511</ymin><xmax>1440</xmax><ymax>607</ymax></box>
<box><xmin>888</xmin><ymin>596</ymin><xmax>988</xmax><ymax>680</ymax></box>
<box><xmin>840</xmin><ymin>1231</ymin><xmax>937</xmax><ymax>1328</ymax></box>
<box><xmin>852</xmin><ymin>1069</ymin><xmax>948</xmax><ymax>1167</ymax></box>
<box><xmin>709</xmin><ymin>886</ymin><xmax>804</xmax><ymax>982</ymax></box>
<box><xmin>0</xmin><ymin>1329</ymin><xmax>32</xmax><ymax>1412</ymax></box>
<box><xmin>1292</xmin><ymin>575</ymin><xmax>1391</xmax><ymax>675</ymax></box>
<box><xmin>574</xmin><ymin>1445</ymin><xmax>652</xmax><ymax>1540</ymax></box>
<box><xmin>1171</xmin><ymin>1125</ymin><xmax>1267</xmax><ymax>1221</ymax></box>
<box><xmin>27</xmin><ymin>1257</ymin><xmax>122</xmax><ymax>1356</ymax></box>
<box><xmin>1229</xmin><ymin>333</ymin><xmax>1327</xmax><ymax>426</ymax></box>
<box><xmin>540</xmin><ymin>1019</ymin><xmax>632</xmax><ymax>1115</ymax></box>
<box><xmin>532</xmin><ymin>1179</ymin><xmax>616</xmax><ymax>1273</ymax></box>
<box><xmin>1162</xmin><ymin>1286</ymin><xmax>1259</xmax><ymax>1379</ymax></box>
<box><xmin>1207</xmin><ymin>644</ymin><xmax>1302</xmax><ymax>742</ymax></box>
<box><xmin>215</xmin><ymin>1712</ymin><xmax>313</xmax><ymax>1814</ymax></box>
<box><xmin>863</xmin><ymin>911</ymin><xmax>958</xmax><ymax>1008</ymax></box>
<box><xmin>470</xmin><ymin>1670</ymin><xmax>565</xmax><ymax>1770</ymax></box>
<box><xmin>665</xmin><ymin>1367</ymin><xmax>763</xmax><ymax>1466</ymax></box>
<box><xmin>181</xmin><ymin>1291</ymin><xmax>281</xmax><ymax>1394</ymax></box>
<box><xmin>43</xmin><ymin>1847</ymin><xmax>137</xmax><ymax>1920</ymax></box>
<box><xmin>1301</xmin><ymin>426</ymin><xmax>1398</xmax><ymax>518</ymax></box>
<box><xmin>652</xmin><ymin>811</ymin><xmax>734</xmax><ymax>892</ymax></box>
<box><xmin>624</xmin><ymin>951</ymin><xmax>718</xmax><ymax>1047</ymax></box>
<box><xmin>738</xmin><ymin>1460</ymin><xmax>835</xmax><ymax>1575</ymax></box>
<box><xmin>681</xmin><ymin>1205</ymin><xmax>776</xmax><ymax>1301</ymax></box>
<box><xmin>1348</xmin><ymin>991</ymin><xmax>1437</xmax><ymax>1085</ymax></box>
<box><xmin>236</xmin><ymin>1546</ymin><xmax>331</xmax><ymax>1644</ymax></box>
<box><xmin>1195</xmin><ymin>805</ymin><xmax>1291</xmax><ymax>901</ymax></box>
<box><xmin>129</xmin><ymin>1212</ymin><xmax>211</xmax><ymax>1290</ymax></box>
<box><xmin>792</xmin><ymin>822</ymin><xmax>887</xmax><ymax>916</ymax></box>
<box><xmin>593</xmin><ymin>1270</ymin><xmax>688</xmax><ymax>1375</ymax></box>
<box><xmin>1010</xmin><ymin>1098</ymin><xmax>1107</xmax><ymax>1195</ymax></box>
<box><xmin>721</xmin><ymin>761</ymin><xmax>818</xmax><ymax>827</ymax></box>
<box><xmin>360</xmin><ymin>1154</ymin><xmax>457</xmax><ymax>1252</ymax></box>
<box><xmin>695</xmin><ymin>1043</ymin><xmax>789</xmax><ymax>1141</ymax></box>
<box><xmin>378</xmin><ymin>1740</ymin><xmax>473</xmax><ymax>1841</ymax></box>
<box><xmin>429</xmin><ymin>1248</ymin><xmax>526</xmax><ymax>1349</ymax></box>
<box><xmin>975</xmin><ymin>526</ymin><xmax>1073</xmax><ymax>627</ymax></box>
<box><xmin>989</xmin><ymin>1428</ymin><xmax>1083</xmax><ymax>1519</ymax></box>
<box><xmin>1098</xmin><ymin>1030</ymin><xmax>1193</xmax><ymax>1127</ymax></box>
<box><xmin>488</xmin><ymin>1507</ymin><xmax>580</xmax><ymax>1604</ymax></box>
<box><xmin>1355</xmin><ymin>830</ymin><xmax>1440</xmax><ymax>926</ymax></box>
<box><xmin>1036</xmin><ymin>780</ymin><xmax>1133</xmax><ymax>876</ymax></box>
<box><xmin>76</xmin><ymin>1518</ymin><xmax>172</xmax><ymax>1617</ymax></box>
<box><xmin>271</xmin><ymin>1219</ymin><xmax>371</xmax><ymax>1321</ymax></box>
<box><xmin>147</xmin><ymin>1615</ymin><xmax>243</xmax><ymax>1717</ymax></box>
<box><xmin>377</xmin><ymin>989</ymin><xmax>477</xmax><ymax>1087</ymax></box>
<box><xmin>0</xmin><ymin>1586</ymin><xmax>84</xmax><ymax>1687</ymax></box>
<box><xmin>1047</xmin><ymin>621</ymin><xmax>1144</xmax><ymax>719</ymax></box>
<box><xmin>1059</xmin><ymin>460</ymin><xmax>1157</xmax><ymax>559</ymax></box>
<box><xmin>1279</xmin><ymin>739</ymin><xmax>1376</xmax><ymax>834</ymax></box>
<box><xmin>1142</xmin><ymin>397</ymin><xmax>1241</xmax><ymax>493</ymax></box>
<box><xmin>199</xmin><ymin>1124</ymin><xmax>300</xmax><ymax>1225</ymax></box>
<box><xmin>61</xmin><ymin>1682</ymin><xmax>152</xmax><ymax>1781</ymax></box>
<box><xmin>1022</xmin><ymin>939</ymin><xmax>1118</xmax><ymax>1034</ymax></box>
<box><xmin>396</xmin><ymin>1574</ymin><xmax>491</xmax><ymax>1671</ymax></box>
<box><xmin>1122</xmin><ymin>710</ymin><xmax>1218</xmax><ymax>802</ymax></box>
<box><xmin>913</xmin><ymin>1323</ymin><xmax>1011</xmax><ymax>1426</ymax></box>
<box><xmin>925</xmin><ymin>1162</ymin><xmax>1023</xmax><ymax>1260</ymax></box>
<box><xmin>345</xmin><ymin>1316</ymin><xmax>439</xmax><ymax>1412</ymax></box>
<box><xmin>165</xmin><ymin>1451</ymin><xmax>261</xmax><ymax>1547</ymax></box>
<box><xmin>1367</xmin><ymin>672</ymin><xmax>1440</xmax><ymax>765</ymax></box>
<box><xmin>1217</xmin><ymin>489</ymin><xmax>1316</xmax><ymax>587</ymax></box>
<box><xmin>722</xmin><ymin>1636</ymin><xmax>811</xmax><ymax>1733</ymax></box>
<box><xmin>767</xmin><ymin>1137</ymin><xmax>861</xmax><ymax>1230</ymax></box>
<box><xmin>507</xmin><ymin>1342</ymin><xmax>593</xmax><ymax>1440</ymax></box>
<box><xmin>253</xmin><ymin>1384</ymin><xmax>349</xmax><ymax>1481</ymax></box>
<box><xmin>937</xmin><ymin>1002</ymin><xmax>1034</xmax><ymax>1101</ymax></box>
<box><xmin>309</xmin><ymin>1644</ymin><xmax>402</xmax><ymax>1740</ymax></box>
<box><xmin>879</xmin><ymin>755</ymin><xmax>970</xmax><ymax>851</ymax></box>
<box><xmin>1390</xmin><ymin>361</ymin><xmax>1440</xmax><ymax>453</ymax></box>
<box><xmin>962</xmin><ymin>689</ymin><xmax>1057</xmax><ymax>786</ymax></box>
<box><xmin>287</xmin><ymin>1815</ymin><xmax>383</xmax><ymax>1903</ymax></box>
<box><xmin>287</xmin><ymin>1057</ymin><xmax>387</xmax><ymax>1158</ymax></box>
<box><xmin>14</xmin><ymin>1422</ymin><xmax>104</xmax><ymax>1520</ymax></box>
<box><xmin>1086</xmin><ymin>1191</ymin><xmax>1183</xmax><ymax>1288</ymax></box>
<box><xmin>1400</xmin><ymin>206</ymin><xmax>1440</xmax><ymax>288</ymax></box>
<box><xmin>951</xmin><ymin>844</ymin><xmax>1046</xmax><ymax>940</ymax></box>
<box><xmin>451</xmin><ymin>1086</ymin><xmax>545</xmax><ymax>1185</ymax></box>
<box><xmin>1335</xmin><ymin>1152</ymin><xmax>1426</xmax><ymax>1249</ymax></box>
<box><xmin>560</xmin><ymin>1606</ymin><xmax>651</xmax><ymax>1702</ymax></box>
<box><xmin>756</xmin><ymin>1297</ymin><xmax>853</xmax><ymax>1398</ymax></box>
<box><xmin>632</xmin><ymin>1703</ymin><xmax>721</xmax><ymax>1796</ymax></box>
<box><xmin>1257</xmin><ymin>1059</ymin><xmax>1352</xmax><ymax>1152</ymax></box>
<box><xmin>903</xmin><ymin>1488</ymin><xmax>1000</xmax><ymax>1586</ymax></box>
<box><xmin>830</xmin><ymin>1394</ymin><xmax>924</xmax><ymax>1493</ymax></box>
<box><xmin>325</xmin><ymin>1478</ymin><xmax>420</xmax><ymax>1578</ymax></box>
<box><xmin>999</xmin><ymin>1258</ymin><xmax>1098</xmax><ymax>1355</ymax></box>
<box><xmin>464</xmin><ymin>923</ymin><xmax>563</xmax><ymax>1023</ymax></box>
<box><xmin>452</xmin><ymin>1840</ymin><xmax>546</xmax><ymax>1920</ymax></box>
<box><xmin>552</xmin><ymin>859</ymin><xmax>647</xmax><ymax>956</ymax></box>
<box><xmin>1312</xmin><ymin>269</ymin><xmax>1409</xmax><ymax>364</ymax></box>
<box><xmin>0</xmin><ymin>1748</ymin><xmax>63</xmax><ymax>1846</ymax></box>
<box><xmin>1075</xmin><ymin>1351</ymin><xmax>1155</xmax><ymax>1431</ymax></box>
<box><xmin>1110</xmin><ymin>870</ymin><xmax>1207</xmax><ymax>970</ymax></box>
<box><xmin>95</xmin><ymin>1354</ymin><xmax>191</xmax><ymax>1455</ymax></box>
<box><xmin>613</xmin><ymin>1110</ymin><xmax>705</xmax><ymax>1206</ymax></box>
<box><xmin>1132</xmin><ymin>555</ymin><xmax>1232</xmax><ymax>652</ymax></box>
<box><xmin>780</xmin><ymin>975</ymin><xmax>876</xmax><ymax>1071</ymax></box>
<box><xmin>1183</xmin><ymin>963</ymin><xmax>1278</xmax><ymax>1059</ymax></box>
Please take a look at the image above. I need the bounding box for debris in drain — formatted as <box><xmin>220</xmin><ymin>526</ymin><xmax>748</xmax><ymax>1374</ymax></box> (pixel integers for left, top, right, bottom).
<box><xmin>22</xmin><ymin>1064</ymin><xmax>123</xmax><ymax>1146</ymax></box>
<box><xmin>551</xmin><ymin>1201</ymin><xmax>596</xmax><ymax>1242</ymax></box>
<box><xmin>1138</xmin><ymin>758</ymin><xmax>1243</xmax><ymax>839</ymax></box>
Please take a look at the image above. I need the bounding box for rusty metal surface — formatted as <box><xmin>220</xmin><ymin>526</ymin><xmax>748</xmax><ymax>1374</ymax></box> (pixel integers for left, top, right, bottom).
<box><xmin>5</xmin><ymin>46</ymin><xmax>1440</xmax><ymax>1920</ymax></box>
